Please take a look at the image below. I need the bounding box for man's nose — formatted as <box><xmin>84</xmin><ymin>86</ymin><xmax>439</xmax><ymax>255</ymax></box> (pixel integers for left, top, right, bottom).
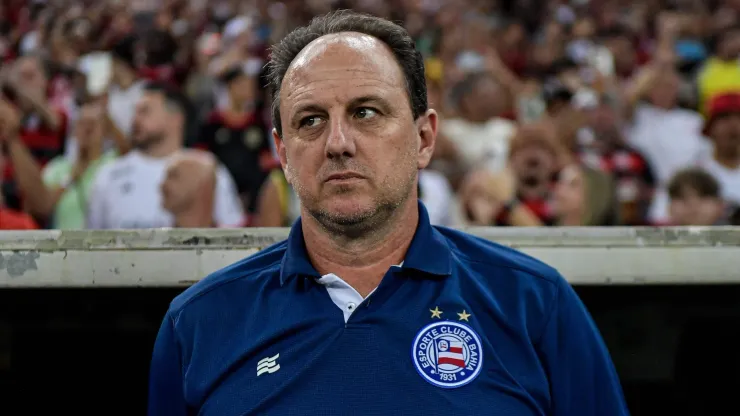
<box><xmin>324</xmin><ymin>116</ymin><xmax>356</xmax><ymax>159</ymax></box>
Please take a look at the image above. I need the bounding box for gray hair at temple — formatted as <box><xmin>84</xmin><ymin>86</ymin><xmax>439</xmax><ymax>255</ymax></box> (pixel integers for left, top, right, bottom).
<box><xmin>266</xmin><ymin>10</ymin><xmax>428</xmax><ymax>137</ymax></box>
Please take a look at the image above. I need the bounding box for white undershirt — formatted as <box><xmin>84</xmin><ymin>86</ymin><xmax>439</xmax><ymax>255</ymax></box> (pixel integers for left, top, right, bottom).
<box><xmin>317</xmin><ymin>263</ymin><xmax>403</xmax><ymax>323</ymax></box>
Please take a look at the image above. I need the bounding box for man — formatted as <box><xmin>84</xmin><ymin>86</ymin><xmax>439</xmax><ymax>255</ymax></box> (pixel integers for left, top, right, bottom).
<box><xmin>579</xmin><ymin>97</ymin><xmax>655</xmax><ymax>225</ymax></box>
<box><xmin>106</xmin><ymin>35</ymin><xmax>146</xmax><ymax>150</ymax></box>
<box><xmin>195</xmin><ymin>64</ymin><xmax>274</xmax><ymax>215</ymax></box>
<box><xmin>148</xmin><ymin>12</ymin><xmax>628</xmax><ymax>416</ymax></box>
<box><xmin>0</xmin><ymin>102</ymin><xmax>38</xmax><ymax>230</ymax></box>
<box><xmin>667</xmin><ymin>168</ymin><xmax>728</xmax><ymax>226</ymax></box>
<box><xmin>161</xmin><ymin>150</ymin><xmax>218</xmax><ymax>228</ymax></box>
<box><xmin>86</xmin><ymin>82</ymin><xmax>243</xmax><ymax>229</ymax></box>
<box><xmin>1</xmin><ymin>54</ymin><xmax>68</xmax><ymax>211</ymax></box>
<box><xmin>696</xmin><ymin>24</ymin><xmax>740</xmax><ymax>116</ymax></box>
<box><xmin>441</xmin><ymin>72</ymin><xmax>516</xmax><ymax>175</ymax></box>
<box><xmin>696</xmin><ymin>93</ymin><xmax>740</xmax><ymax>207</ymax></box>
<box><xmin>3</xmin><ymin>101</ymin><xmax>115</xmax><ymax>229</ymax></box>
<box><xmin>623</xmin><ymin>16</ymin><xmax>708</xmax><ymax>224</ymax></box>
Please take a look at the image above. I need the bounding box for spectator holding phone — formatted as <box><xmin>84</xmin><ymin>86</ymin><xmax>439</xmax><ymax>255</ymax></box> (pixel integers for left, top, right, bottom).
<box><xmin>0</xmin><ymin>100</ymin><xmax>37</xmax><ymax>230</ymax></box>
<box><xmin>0</xmin><ymin>55</ymin><xmax>68</xmax><ymax>212</ymax></box>
<box><xmin>2</xmin><ymin>101</ymin><xmax>115</xmax><ymax>229</ymax></box>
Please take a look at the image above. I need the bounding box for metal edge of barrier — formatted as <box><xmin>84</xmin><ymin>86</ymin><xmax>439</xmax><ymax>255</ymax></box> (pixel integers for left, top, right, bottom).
<box><xmin>0</xmin><ymin>227</ymin><xmax>738</xmax><ymax>287</ymax></box>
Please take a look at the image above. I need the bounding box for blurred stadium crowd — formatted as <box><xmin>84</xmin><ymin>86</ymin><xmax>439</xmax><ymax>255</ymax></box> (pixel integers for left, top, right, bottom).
<box><xmin>1</xmin><ymin>0</ymin><xmax>740</xmax><ymax>230</ymax></box>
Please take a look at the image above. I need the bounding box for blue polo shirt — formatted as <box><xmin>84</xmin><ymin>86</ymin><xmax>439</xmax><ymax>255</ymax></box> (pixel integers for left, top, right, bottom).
<box><xmin>148</xmin><ymin>202</ymin><xmax>629</xmax><ymax>416</ymax></box>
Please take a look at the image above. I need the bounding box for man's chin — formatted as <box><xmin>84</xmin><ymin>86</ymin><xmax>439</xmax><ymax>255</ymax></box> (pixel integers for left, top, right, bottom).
<box><xmin>309</xmin><ymin>198</ymin><xmax>380</xmax><ymax>231</ymax></box>
<box><xmin>322</xmin><ymin>202</ymin><xmax>374</xmax><ymax>224</ymax></box>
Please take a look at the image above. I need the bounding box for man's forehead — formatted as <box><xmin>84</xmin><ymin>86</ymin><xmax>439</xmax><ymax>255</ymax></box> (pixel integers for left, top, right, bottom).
<box><xmin>79</xmin><ymin>108</ymin><xmax>99</xmax><ymax>120</ymax></box>
<box><xmin>282</xmin><ymin>32</ymin><xmax>403</xmax><ymax>89</ymax></box>
<box><xmin>16</xmin><ymin>58</ymin><xmax>39</xmax><ymax>72</ymax></box>
<box><xmin>140</xmin><ymin>92</ymin><xmax>163</xmax><ymax>105</ymax></box>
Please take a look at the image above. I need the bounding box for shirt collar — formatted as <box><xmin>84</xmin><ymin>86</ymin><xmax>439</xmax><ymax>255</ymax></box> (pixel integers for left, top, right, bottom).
<box><xmin>279</xmin><ymin>200</ymin><xmax>452</xmax><ymax>286</ymax></box>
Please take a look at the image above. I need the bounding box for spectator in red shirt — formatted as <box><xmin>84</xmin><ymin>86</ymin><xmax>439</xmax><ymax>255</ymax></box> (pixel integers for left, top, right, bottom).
<box><xmin>0</xmin><ymin>128</ymin><xmax>37</xmax><ymax>230</ymax></box>
<box><xmin>0</xmin><ymin>54</ymin><xmax>67</xmax><ymax>211</ymax></box>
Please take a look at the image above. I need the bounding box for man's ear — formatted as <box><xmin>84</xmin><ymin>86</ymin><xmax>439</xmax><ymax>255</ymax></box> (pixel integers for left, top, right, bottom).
<box><xmin>272</xmin><ymin>128</ymin><xmax>287</xmax><ymax>170</ymax></box>
<box><xmin>416</xmin><ymin>109</ymin><xmax>438</xmax><ymax>170</ymax></box>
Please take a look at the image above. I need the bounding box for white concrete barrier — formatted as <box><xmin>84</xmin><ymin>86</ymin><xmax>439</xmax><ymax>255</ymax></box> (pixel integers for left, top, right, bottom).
<box><xmin>0</xmin><ymin>227</ymin><xmax>738</xmax><ymax>287</ymax></box>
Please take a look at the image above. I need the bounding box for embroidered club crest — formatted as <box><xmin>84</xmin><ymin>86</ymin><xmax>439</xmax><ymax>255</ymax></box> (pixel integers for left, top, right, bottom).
<box><xmin>411</xmin><ymin>321</ymin><xmax>483</xmax><ymax>388</ymax></box>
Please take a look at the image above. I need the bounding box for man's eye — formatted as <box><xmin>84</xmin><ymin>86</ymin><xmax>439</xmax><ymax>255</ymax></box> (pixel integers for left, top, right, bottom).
<box><xmin>300</xmin><ymin>116</ymin><xmax>324</xmax><ymax>128</ymax></box>
<box><xmin>355</xmin><ymin>107</ymin><xmax>378</xmax><ymax>120</ymax></box>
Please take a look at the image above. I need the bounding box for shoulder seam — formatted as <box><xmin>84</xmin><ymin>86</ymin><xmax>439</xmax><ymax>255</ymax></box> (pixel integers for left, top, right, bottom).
<box><xmin>532</xmin><ymin>278</ymin><xmax>561</xmax><ymax>346</ymax></box>
<box><xmin>171</xmin><ymin>259</ymin><xmax>280</xmax><ymax>326</ymax></box>
<box><xmin>449</xmin><ymin>245</ymin><xmax>560</xmax><ymax>286</ymax></box>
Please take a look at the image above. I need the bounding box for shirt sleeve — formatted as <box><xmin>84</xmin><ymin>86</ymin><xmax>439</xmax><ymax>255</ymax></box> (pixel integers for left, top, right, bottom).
<box><xmin>148</xmin><ymin>311</ymin><xmax>188</xmax><ymax>416</ymax></box>
<box><xmin>214</xmin><ymin>165</ymin><xmax>246</xmax><ymax>227</ymax></box>
<box><xmin>537</xmin><ymin>276</ymin><xmax>630</xmax><ymax>416</ymax></box>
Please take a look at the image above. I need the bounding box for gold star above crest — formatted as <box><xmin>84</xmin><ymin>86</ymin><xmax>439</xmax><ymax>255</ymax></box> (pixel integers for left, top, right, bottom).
<box><xmin>430</xmin><ymin>306</ymin><xmax>443</xmax><ymax>319</ymax></box>
<box><xmin>457</xmin><ymin>310</ymin><xmax>471</xmax><ymax>322</ymax></box>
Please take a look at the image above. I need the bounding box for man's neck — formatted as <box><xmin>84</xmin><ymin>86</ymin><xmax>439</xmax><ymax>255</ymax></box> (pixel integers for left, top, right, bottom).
<box><xmin>229</xmin><ymin>97</ymin><xmax>249</xmax><ymax>113</ymax></box>
<box><xmin>714</xmin><ymin>147</ymin><xmax>740</xmax><ymax>170</ymax></box>
<box><xmin>518</xmin><ymin>183</ymin><xmax>549</xmax><ymax>201</ymax></box>
<box><xmin>301</xmin><ymin>198</ymin><xmax>419</xmax><ymax>297</ymax></box>
<box><xmin>78</xmin><ymin>145</ymin><xmax>102</xmax><ymax>163</ymax></box>
<box><xmin>559</xmin><ymin>210</ymin><xmax>583</xmax><ymax>226</ymax></box>
<box><xmin>115</xmin><ymin>71</ymin><xmax>136</xmax><ymax>90</ymax></box>
<box><xmin>174</xmin><ymin>208</ymin><xmax>214</xmax><ymax>228</ymax></box>
<box><xmin>143</xmin><ymin>135</ymin><xmax>181</xmax><ymax>158</ymax></box>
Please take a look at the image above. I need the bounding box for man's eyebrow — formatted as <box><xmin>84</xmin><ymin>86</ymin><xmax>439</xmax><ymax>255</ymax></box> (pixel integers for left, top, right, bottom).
<box><xmin>289</xmin><ymin>103</ymin><xmax>326</xmax><ymax>126</ymax></box>
<box><xmin>347</xmin><ymin>95</ymin><xmax>389</xmax><ymax>109</ymax></box>
<box><xmin>293</xmin><ymin>103</ymin><xmax>325</xmax><ymax>115</ymax></box>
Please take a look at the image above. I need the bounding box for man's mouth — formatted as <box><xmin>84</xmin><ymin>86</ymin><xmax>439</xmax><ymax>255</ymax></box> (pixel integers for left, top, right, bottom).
<box><xmin>325</xmin><ymin>172</ymin><xmax>365</xmax><ymax>182</ymax></box>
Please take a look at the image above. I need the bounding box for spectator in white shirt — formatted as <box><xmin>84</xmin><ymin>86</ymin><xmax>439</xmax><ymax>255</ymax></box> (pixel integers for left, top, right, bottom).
<box><xmin>106</xmin><ymin>36</ymin><xmax>146</xmax><ymax>142</ymax></box>
<box><xmin>620</xmin><ymin>16</ymin><xmax>711</xmax><ymax>224</ymax></box>
<box><xmin>624</xmin><ymin>65</ymin><xmax>708</xmax><ymax>223</ymax></box>
<box><xmin>440</xmin><ymin>72</ymin><xmax>516</xmax><ymax>175</ymax></box>
<box><xmin>86</xmin><ymin>82</ymin><xmax>244</xmax><ymax>229</ymax></box>
<box><xmin>696</xmin><ymin>93</ymin><xmax>740</xmax><ymax>207</ymax></box>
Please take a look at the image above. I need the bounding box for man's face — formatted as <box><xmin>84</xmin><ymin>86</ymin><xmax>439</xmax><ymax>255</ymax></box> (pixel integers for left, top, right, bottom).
<box><xmin>669</xmin><ymin>188</ymin><xmax>723</xmax><ymax>226</ymax></box>
<box><xmin>161</xmin><ymin>160</ymin><xmax>198</xmax><ymax>214</ymax></box>
<box><xmin>274</xmin><ymin>32</ymin><xmax>437</xmax><ymax>233</ymax></box>
<box><xmin>553</xmin><ymin>164</ymin><xmax>585</xmax><ymax>217</ymax></box>
<box><xmin>229</xmin><ymin>75</ymin><xmax>257</xmax><ymax>105</ymax></box>
<box><xmin>510</xmin><ymin>141</ymin><xmax>556</xmax><ymax>190</ymax></box>
<box><xmin>74</xmin><ymin>105</ymin><xmax>104</xmax><ymax>151</ymax></box>
<box><xmin>719</xmin><ymin>29</ymin><xmax>740</xmax><ymax>59</ymax></box>
<box><xmin>606</xmin><ymin>36</ymin><xmax>636</xmax><ymax>76</ymax></box>
<box><xmin>14</xmin><ymin>57</ymin><xmax>47</xmax><ymax>99</ymax></box>
<box><xmin>648</xmin><ymin>72</ymin><xmax>679</xmax><ymax>109</ymax></box>
<box><xmin>709</xmin><ymin>113</ymin><xmax>740</xmax><ymax>153</ymax></box>
<box><xmin>463</xmin><ymin>77</ymin><xmax>504</xmax><ymax>121</ymax></box>
<box><xmin>131</xmin><ymin>92</ymin><xmax>170</xmax><ymax>149</ymax></box>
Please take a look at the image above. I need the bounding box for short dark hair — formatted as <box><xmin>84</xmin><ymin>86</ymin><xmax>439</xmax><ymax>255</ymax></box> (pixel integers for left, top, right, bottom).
<box><xmin>144</xmin><ymin>81</ymin><xmax>188</xmax><ymax>115</ymax></box>
<box><xmin>111</xmin><ymin>35</ymin><xmax>138</xmax><ymax>70</ymax></box>
<box><xmin>451</xmin><ymin>72</ymin><xmax>495</xmax><ymax>108</ymax></box>
<box><xmin>668</xmin><ymin>168</ymin><xmax>721</xmax><ymax>199</ymax></box>
<box><xmin>267</xmin><ymin>10</ymin><xmax>427</xmax><ymax>137</ymax></box>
